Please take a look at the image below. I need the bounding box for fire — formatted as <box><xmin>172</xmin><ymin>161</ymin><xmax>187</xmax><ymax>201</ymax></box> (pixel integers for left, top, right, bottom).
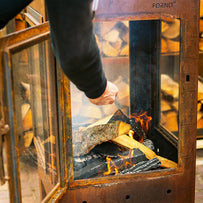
<box><xmin>103</xmin><ymin>111</ymin><xmax>152</xmax><ymax>176</ymax></box>
<box><xmin>103</xmin><ymin>150</ymin><xmax>135</xmax><ymax>176</ymax></box>
<box><xmin>130</xmin><ymin>111</ymin><xmax>152</xmax><ymax>134</ymax></box>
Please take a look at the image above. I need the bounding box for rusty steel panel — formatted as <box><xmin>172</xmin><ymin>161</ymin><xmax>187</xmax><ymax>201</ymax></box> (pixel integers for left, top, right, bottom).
<box><xmin>60</xmin><ymin>173</ymin><xmax>194</xmax><ymax>203</ymax></box>
<box><xmin>58</xmin><ymin>0</ymin><xmax>199</xmax><ymax>202</ymax></box>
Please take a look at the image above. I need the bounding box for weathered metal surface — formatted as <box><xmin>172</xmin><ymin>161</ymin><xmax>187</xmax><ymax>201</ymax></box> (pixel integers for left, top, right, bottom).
<box><xmin>59</xmin><ymin>0</ymin><xmax>199</xmax><ymax>202</ymax></box>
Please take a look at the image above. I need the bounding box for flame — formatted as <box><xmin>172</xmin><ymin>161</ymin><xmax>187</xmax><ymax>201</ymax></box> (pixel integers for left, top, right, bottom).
<box><xmin>130</xmin><ymin>111</ymin><xmax>152</xmax><ymax>134</ymax></box>
<box><xmin>103</xmin><ymin>150</ymin><xmax>135</xmax><ymax>176</ymax></box>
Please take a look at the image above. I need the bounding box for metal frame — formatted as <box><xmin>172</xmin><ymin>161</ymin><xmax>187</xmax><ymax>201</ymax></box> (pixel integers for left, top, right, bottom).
<box><xmin>60</xmin><ymin>0</ymin><xmax>199</xmax><ymax>202</ymax></box>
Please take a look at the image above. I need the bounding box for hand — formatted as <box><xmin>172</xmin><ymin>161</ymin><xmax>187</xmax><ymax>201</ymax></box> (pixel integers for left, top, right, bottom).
<box><xmin>0</xmin><ymin>118</ymin><xmax>9</xmax><ymax>136</ymax></box>
<box><xmin>89</xmin><ymin>81</ymin><xmax>118</xmax><ymax>105</ymax></box>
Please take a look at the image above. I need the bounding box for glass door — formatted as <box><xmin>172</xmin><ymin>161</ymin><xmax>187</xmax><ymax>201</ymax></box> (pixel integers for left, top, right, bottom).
<box><xmin>0</xmin><ymin>22</ymin><xmax>67</xmax><ymax>202</ymax></box>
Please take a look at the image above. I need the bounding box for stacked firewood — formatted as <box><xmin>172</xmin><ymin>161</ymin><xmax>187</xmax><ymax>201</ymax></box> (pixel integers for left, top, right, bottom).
<box><xmin>94</xmin><ymin>19</ymin><xmax>180</xmax><ymax>57</ymax></box>
<box><xmin>160</xmin><ymin>74</ymin><xmax>179</xmax><ymax>132</ymax></box>
<box><xmin>20</xmin><ymin>82</ymin><xmax>34</xmax><ymax>149</ymax></box>
<box><xmin>161</xmin><ymin>19</ymin><xmax>180</xmax><ymax>53</ymax></box>
<box><xmin>94</xmin><ymin>21</ymin><xmax>129</xmax><ymax>57</ymax></box>
<box><xmin>197</xmin><ymin>77</ymin><xmax>203</xmax><ymax>129</ymax></box>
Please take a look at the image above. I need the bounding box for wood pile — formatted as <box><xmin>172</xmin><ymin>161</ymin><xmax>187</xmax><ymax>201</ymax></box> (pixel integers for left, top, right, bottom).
<box><xmin>161</xmin><ymin>19</ymin><xmax>180</xmax><ymax>54</ymax></box>
<box><xmin>94</xmin><ymin>21</ymin><xmax>129</xmax><ymax>57</ymax></box>
<box><xmin>94</xmin><ymin>19</ymin><xmax>180</xmax><ymax>57</ymax></box>
<box><xmin>197</xmin><ymin>77</ymin><xmax>203</xmax><ymax>129</ymax></box>
<box><xmin>160</xmin><ymin>74</ymin><xmax>179</xmax><ymax>132</ymax></box>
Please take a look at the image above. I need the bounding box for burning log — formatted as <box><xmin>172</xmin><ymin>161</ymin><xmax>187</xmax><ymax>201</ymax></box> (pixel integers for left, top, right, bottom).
<box><xmin>112</xmin><ymin>135</ymin><xmax>177</xmax><ymax>168</ymax></box>
<box><xmin>73</xmin><ymin>121</ymin><xmax>131</xmax><ymax>157</ymax></box>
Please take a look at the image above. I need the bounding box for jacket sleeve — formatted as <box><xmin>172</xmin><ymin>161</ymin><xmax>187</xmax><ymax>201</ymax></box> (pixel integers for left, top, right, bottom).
<box><xmin>0</xmin><ymin>0</ymin><xmax>33</xmax><ymax>29</ymax></box>
<box><xmin>45</xmin><ymin>0</ymin><xmax>107</xmax><ymax>99</ymax></box>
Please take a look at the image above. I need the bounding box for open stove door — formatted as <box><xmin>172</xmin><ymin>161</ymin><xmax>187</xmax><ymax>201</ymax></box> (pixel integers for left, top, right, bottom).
<box><xmin>0</xmin><ymin>22</ymin><xmax>68</xmax><ymax>202</ymax></box>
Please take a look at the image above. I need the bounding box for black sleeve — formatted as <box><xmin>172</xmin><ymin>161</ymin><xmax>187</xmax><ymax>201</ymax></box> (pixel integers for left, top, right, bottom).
<box><xmin>0</xmin><ymin>0</ymin><xmax>33</xmax><ymax>29</ymax></box>
<box><xmin>45</xmin><ymin>0</ymin><xmax>107</xmax><ymax>99</ymax></box>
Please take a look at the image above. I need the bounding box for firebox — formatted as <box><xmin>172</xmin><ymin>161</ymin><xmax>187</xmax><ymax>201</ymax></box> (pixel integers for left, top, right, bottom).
<box><xmin>0</xmin><ymin>0</ymin><xmax>199</xmax><ymax>202</ymax></box>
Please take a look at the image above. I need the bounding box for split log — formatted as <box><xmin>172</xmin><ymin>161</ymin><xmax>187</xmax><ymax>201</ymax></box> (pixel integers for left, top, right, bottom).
<box><xmin>103</xmin><ymin>29</ymin><xmax>120</xmax><ymax>43</ymax></box>
<box><xmin>110</xmin><ymin>37</ymin><xmax>123</xmax><ymax>50</ymax></box>
<box><xmin>101</xmin><ymin>21</ymin><xmax>117</xmax><ymax>37</ymax></box>
<box><xmin>163</xmin><ymin>111</ymin><xmax>178</xmax><ymax>132</ymax></box>
<box><xmin>21</xmin><ymin>103</ymin><xmax>30</xmax><ymax>120</ymax></box>
<box><xmin>161</xmin><ymin>38</ymin><xmax>168</xmax><ymax>53</ymax></box>
<box><xmin>161</xmin><ymin>19</ymin><xmax>180</xmax><ymax>39</ymax></box>
<box><xmin>198</xmin><ymin>80</ymin><xmax>203</xmax><ymax>101</ymax></box>
<box><xmin>24</xmin><ymin>131</ymin><xmax>34</xmax><ymax>148</ymax></box>
<box><xmin>166</xmin><ymin>39</ymin><xmax>180</xmax><ymax>53</ymax></box>
<box><xmin>161</xmin><ymin>100</ymin><xmax>172</xmax><ymax>112</ymax></box>
<box><xmin>22</xmin><ymin>109</ymin><xmax>33</xmax><ymax>132</ymax></box>
<box><xmin>161</xmin><ymin>74</ymin><xmax>179</xmax><ymax>99</ymax></box>
<box><xmin>102</xmin><ymin>41</ymin><xmax>119</xmax><ymax>56</ymax></box>
<box><xmin>73</xmin><ymin>121</ymin><xmax>131</xmax><ymax>157</ymax></box>
<box><xmin>120</xmin><ymin>45</ymin><xmax>129</xmax><ymax>56</ymax></box>
<box><xmin>112</xmin><ymin>135</ymin><xmax>177</xmax><ymax>168</ymax></box>
<box><xmin>114</xmin><ymin>76</ymin><xmax>129</xmax><ymax>106</ymax></box>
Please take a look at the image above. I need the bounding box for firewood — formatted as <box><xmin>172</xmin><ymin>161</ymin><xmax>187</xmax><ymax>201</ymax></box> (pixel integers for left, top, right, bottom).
<box><xmin>161</xmin><ymin>21</ymin><xmax>170</xmax><ymax>33</ymax></box>
<box><xmin>161</xmin><ymin>19</ymin><xmax>180</xmax><ymax>39</ymax></box>
<box><xmin>102</xmin><ymin>41</ymin><xmax>119</xmax><ymax>56</ymax></box>
<box><xmin>21</xmin><ymin>103</ymin><xmax>30</xmax><ymax>120</ymax></box>
<box><xmin>73</xmin><ymin>121</ymin><xmax>131</xmax><ymax>157</ymax></box>
<box><xmin>114</xmin><ymin>76</ymin><xmax>129</xmax><ymax>106</ymax></box>
<box><xmin>161</xmin><ymin>38</ymin><xmax>168</xmax><ymax>53</ymax></box>
<box><xmin>161</xmin><ymin>74</ymin><xmax>179</xmax><ymax>99</ymax></box>
<box><xmin>103</xmin><ymin>29</ymin><xmax>119</xmax><ymax>43</ymax></box>
<box><xmin>20</xmin><ymin>82</ymin><xmax>30</xmax><ymax>102</ymax></box>
<box><xmin>198</xmin><ymin>80</ymin><xmax>203</xmax><ymax>101</ymax></box>
<box><xmin>24</xmin><ymin>131</ymin><xmax>34</xmax><ymax>148</ymax></box>
<box><xmin>163</xmin><ymin>111</ymin><xmax>178</xmax><ymax>132</ymax></box>
<box><xmin>22</xmin><ymin>109</ymin><xmax>33</xmax><ymax>132</ymax></box>
<box><xmin>166</xmin><ymin>39</ymin><xmax>180</xmax><ymax>53</ymax></box>
<box><xmin>110</xmin><ymin>37</ymin><xmax>123</xmax><ymax>50</ymax></box>
<box><xmin>120</xmin><ymin>45</ymin><xmax>129</xmax><ymax>56</ymax></box>
<box><xmin>101</xmin><ymin>21</ymin><xmax>117</xmax><ymax>37</ymax></box>
<box><xmin>197</xmin><ymin>111</ymin><xmax>203</xmax><ymax>121</ymax></box>
<box><xmin>161</xmin><ymin>100</ymin><xmax>171</xmax><ymax>112</ymax></box>
<box><xmin>112</xmin><ymin>135</ymin><xmax>177</xmax><ymax>168</ymax></box>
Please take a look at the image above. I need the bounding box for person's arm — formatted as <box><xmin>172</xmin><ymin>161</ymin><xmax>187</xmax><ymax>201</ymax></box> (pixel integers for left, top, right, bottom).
<box><xmin>0</xmin><ymin>0</ymin><xmax>33</xmax><ymax>29</ymax></box>
<box><xmin>45</xmin><ymin>0</ymin><xmax>118</xmax><ymax>103</ymax></box>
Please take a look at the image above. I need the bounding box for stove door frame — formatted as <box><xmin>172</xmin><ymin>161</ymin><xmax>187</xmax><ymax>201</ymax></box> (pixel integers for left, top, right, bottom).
<box><xmin>0</xmin><ymin>22</ymin><xmax>68</xmax><ymax>202</ymax></box>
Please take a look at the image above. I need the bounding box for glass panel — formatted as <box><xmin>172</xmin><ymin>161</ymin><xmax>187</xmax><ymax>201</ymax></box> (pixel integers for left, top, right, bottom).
<box><xmin>160</xmin><ymin>19</ymin><xmax>180</xmax><ymax>135</ymax></box>
<box><xmin>11</xmin><ymin>39</ymin><xmax>59</xmax><ymax>201</ymax></box>
<box><xmin>71</xmin><ymin>20</ymin><xmax>178</xmax><ymax>180</ymax></box>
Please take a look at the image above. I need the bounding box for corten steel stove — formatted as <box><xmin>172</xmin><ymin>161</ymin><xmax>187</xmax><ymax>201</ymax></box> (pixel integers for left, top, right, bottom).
<box><xmin>0</xmin><ymin>0</ymin><xmax>199</xmax><ymax>203</ymax></box>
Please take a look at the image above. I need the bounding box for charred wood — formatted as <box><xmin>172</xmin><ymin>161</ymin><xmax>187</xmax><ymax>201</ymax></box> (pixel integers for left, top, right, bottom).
<box><xmin>119</xmin><ymin>157</ymin><xmax>161</xmax><ymax>174</ymax></box>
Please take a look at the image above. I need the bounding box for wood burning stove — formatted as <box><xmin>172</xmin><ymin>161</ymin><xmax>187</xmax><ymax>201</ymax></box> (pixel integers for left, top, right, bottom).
<box><xmin>0</xmin><ymin>0</ymin><xmax>199</xmax><ymax>202</ymax></box>
<box><xmin>60</xmin><ymin>0</ymin><xmax>199</xmax><ymax>202</ymax></box>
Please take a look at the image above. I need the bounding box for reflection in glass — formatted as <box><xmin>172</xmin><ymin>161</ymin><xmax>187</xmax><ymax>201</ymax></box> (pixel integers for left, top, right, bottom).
<box><xmin>160</xmin><ymin>19</ymin><xmax>180</xmax><ymax>133</ymax></box>
<box><xmin>11</xmin><ymin>39</ymin><xmax>58</xmax><ymax>201</ymax></box>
